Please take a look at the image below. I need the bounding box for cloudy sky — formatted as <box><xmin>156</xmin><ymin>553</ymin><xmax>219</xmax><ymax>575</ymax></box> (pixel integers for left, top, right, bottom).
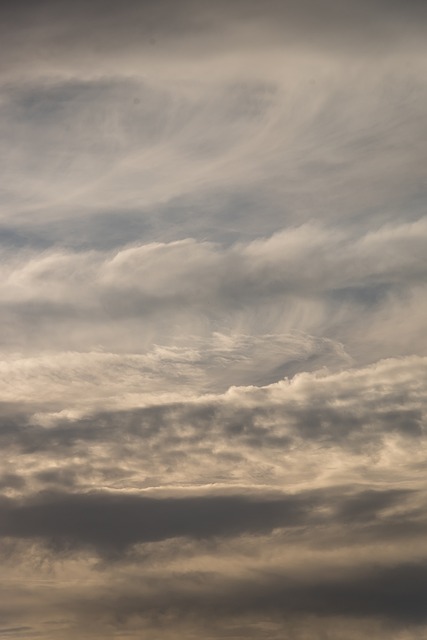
<box><xmin>1</xmin><ymin>1</ymin><xmax>427</xmax><ymax>638</ymax></box>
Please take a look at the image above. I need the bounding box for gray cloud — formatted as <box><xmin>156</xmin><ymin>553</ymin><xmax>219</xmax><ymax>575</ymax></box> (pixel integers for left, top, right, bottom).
<box><xmin>2</xmin><ymin>0</ymin><xmax>427</xmax><ymax>67</ymax></box>
<box><xmin>1</xmin><ymin>353</ymin><xmax>425</xmax><ymax>442</ymax></box>
<box><xmin>0</xmin><ymin>356</ymin><xmax>425</xmax><ymax>529</ymax></box>
<box><xmin>0</xmin><ymin>491</ymin><xmax>314</xmax><ymax>551</ymax></box>
<box><xmin>92</xmin><ymin>560</ymin><xmax>427</xmax><ymax>624</ymax></box>
<box><xmin>1</xmin><ymin>486</ymin><xmax>419</xmax><ymax>554</ymax></box>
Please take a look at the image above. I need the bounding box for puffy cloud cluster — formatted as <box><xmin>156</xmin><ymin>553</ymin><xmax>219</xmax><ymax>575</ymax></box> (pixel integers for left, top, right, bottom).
<box><xmin>1</xmin><ymin>354</ymin><xmax>426</xmax><ymax>492</ymax></box>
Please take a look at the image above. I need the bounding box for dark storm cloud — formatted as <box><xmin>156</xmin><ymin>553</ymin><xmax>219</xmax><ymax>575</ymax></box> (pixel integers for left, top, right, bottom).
<box><xmin>0</xmin><ymin>491</ymin><xmax>313</xmax><ymax>551</ymax></box>
<box><xmin>0</xmin><ymin>487</ymin><xmax>417</xmax><ymax>554</ymax></box>
<box><xmin>69</xmin><ymin>558</ymin><xmax>427</xmax><ymax>630</ymax></box>
<box><xmin>214</xmin><ymin>561</ymin><xmax>427</xmax><ymax>623</ymax></box>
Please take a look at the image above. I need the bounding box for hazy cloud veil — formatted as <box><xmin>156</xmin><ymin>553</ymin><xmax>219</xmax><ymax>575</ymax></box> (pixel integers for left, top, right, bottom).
<box><xmin>0</xmin><ymin>1</ymin><xmax>427</xmax><ymax>638</ymax></box>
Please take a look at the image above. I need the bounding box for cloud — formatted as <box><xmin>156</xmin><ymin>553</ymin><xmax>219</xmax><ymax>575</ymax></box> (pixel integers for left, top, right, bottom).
<box><xmin>1</xmin><ymin>363</ymin><xmax>426</xmax><ymax>631</ymax></box>
<box><xmin>1</xmin><ymin>32</ymin><xmax>426</xmax><ymax>245</ymax></box>
<box><xmin>2</xmin><ymin>0</ymin><xmax>427</xmax><ymax>73</ymax></box>
<box><xmin>89</xmin><ymin>560</ymin><xmax>427</xmax><ymax>625</ymax></box>
<box><xmin>0</xmin><ymin>485</ymin><xmax>420</xmax><ymax>554</ymax></box>
<box><xmin>0</xmin><ymin>355</ymin><xmax>425</xmax><ymax>500</ymax></box>
<box><xmin>0</xmin><ymin>1</ymin><xmax>426</xmax><ymax>637</ymax></box>
<box><xmin>0</xmin><ymin>490</ymin><xmax>313</xmax><ymax>551</ymax></box>
<box><xmin>1</xmin><ymin>482</ymin><xmax>426</xmax><ymax>638</ymax></box>
<box><xmin>0</xmin><ymin>221</ymin><xmax>426</xmax><ymax>361</ymax></box>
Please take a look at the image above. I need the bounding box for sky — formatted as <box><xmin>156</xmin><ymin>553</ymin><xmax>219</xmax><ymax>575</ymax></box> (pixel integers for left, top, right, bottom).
<box><xmin>0</xmin><ymin>1</ymin><xmax>427</xmax><ymax>638</ymax></box>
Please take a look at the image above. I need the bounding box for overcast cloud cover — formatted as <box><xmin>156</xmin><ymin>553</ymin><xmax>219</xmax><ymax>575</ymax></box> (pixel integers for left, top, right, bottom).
<box><xmin>0</xmin><ymin>1</ymin><xmax>427</xmax><ymax>638</ymax></box>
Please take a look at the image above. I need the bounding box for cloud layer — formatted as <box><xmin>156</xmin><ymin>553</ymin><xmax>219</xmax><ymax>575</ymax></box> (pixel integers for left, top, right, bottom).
<box><xmin>0</xmin><ymin>1</ymin><xmax>426</xmax><ymax>638</ymax></box>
